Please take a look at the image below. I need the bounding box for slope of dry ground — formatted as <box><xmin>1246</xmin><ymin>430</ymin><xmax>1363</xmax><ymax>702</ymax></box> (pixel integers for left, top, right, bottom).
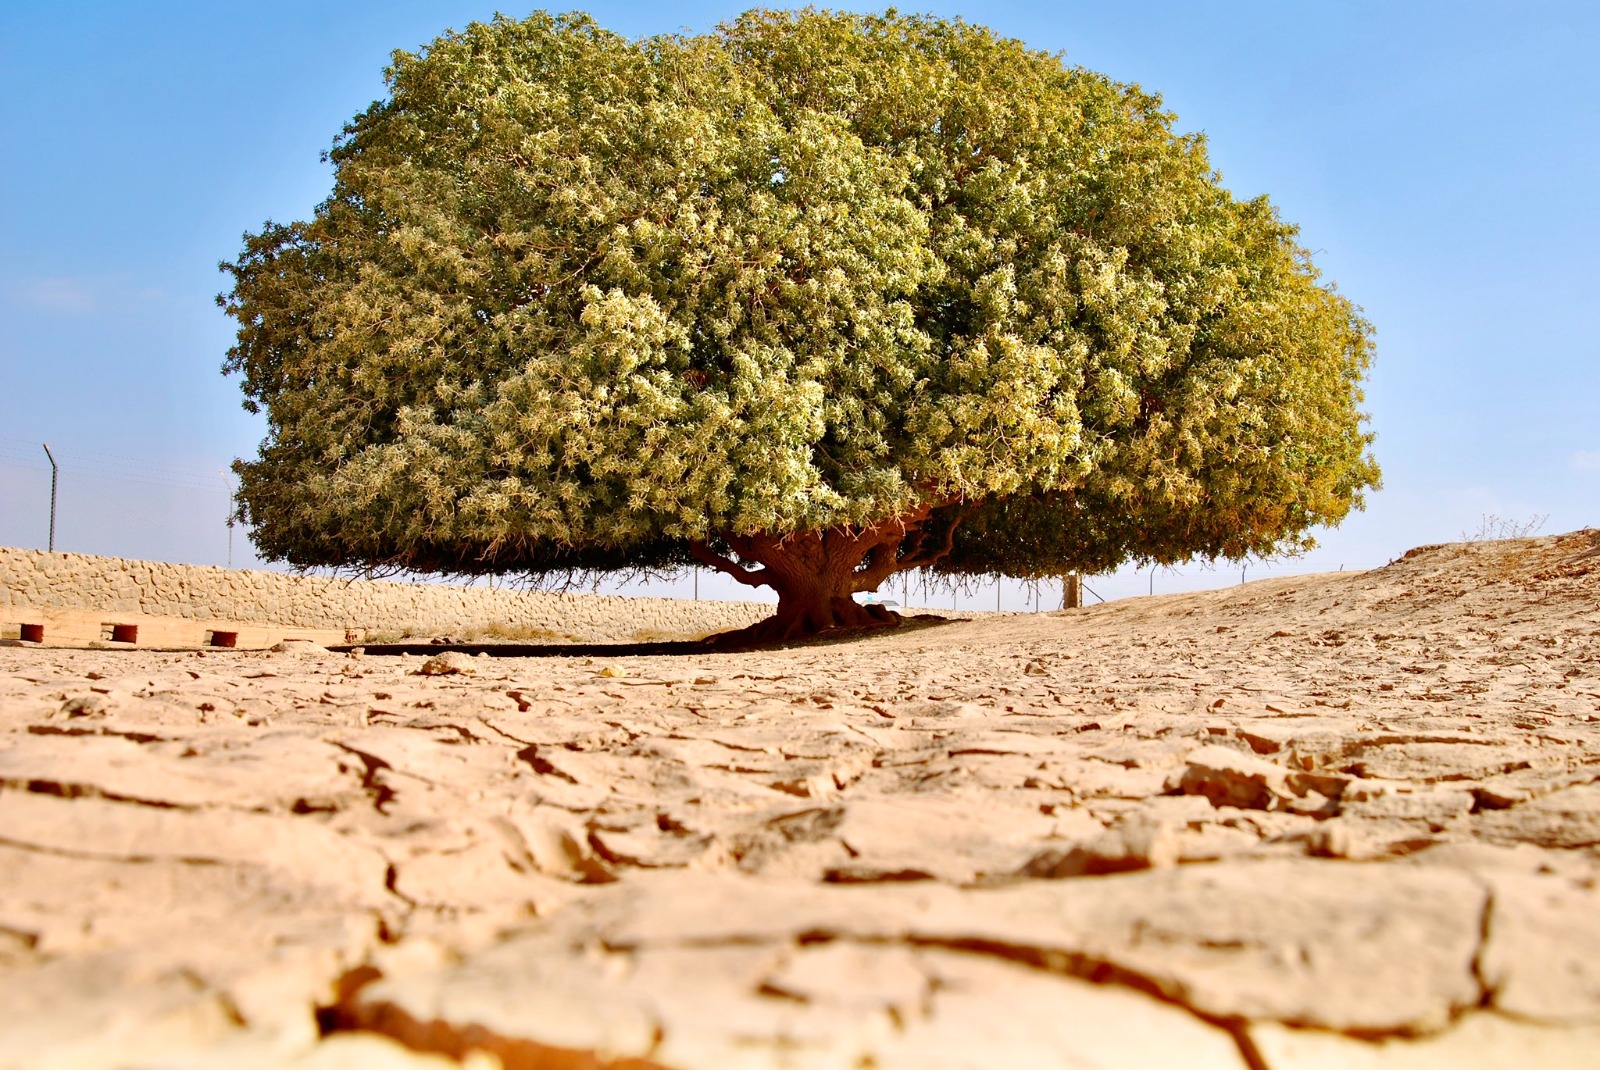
<box><xmin>1</xmin><ymin>530</ymin><xmax>1598</xmax><ymax>1069</ymax></box>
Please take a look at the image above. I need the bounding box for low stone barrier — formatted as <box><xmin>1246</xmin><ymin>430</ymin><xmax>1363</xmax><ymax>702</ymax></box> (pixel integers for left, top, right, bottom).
<box><xmin>0</xmin><ymin>547</ymin><xmax>772</xmax><ymax>644</ymax></box>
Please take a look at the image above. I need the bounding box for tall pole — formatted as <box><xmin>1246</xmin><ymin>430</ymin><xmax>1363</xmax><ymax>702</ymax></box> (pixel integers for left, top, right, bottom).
<box><xmin>223</xmin><ymin>468</ymin><xmax>234</xmax><ymax>568</ymax></box>
<box><xmin>41</xmin><ymin>443</ymin><xmax>58</xmax><ymax>552</ymax></box>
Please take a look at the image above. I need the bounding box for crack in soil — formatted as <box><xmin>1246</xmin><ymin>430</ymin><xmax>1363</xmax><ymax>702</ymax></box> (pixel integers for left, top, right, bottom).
<box><xmin>329</xmin><ymin>742</ymin><xmax>398</xmax><ymax>814</ymax></box>
<box><xmin>1</xmin><ymin>776</ymin><xmax>193</xmax><ymax>810</ymax></box>
<box><xmin>317</xmin><ymin>963</ymin><xmax>670</xmax><ymax>1070</ymax></box>
<box><xmin>1467</xmin><ymin>879</ymin><xmax>1500</xmax><ymax>1013</ymax></box>
<box><xmin>0</xmin><ymin>834</ymin><xmax>222</xmax><ymax>867</ymax></box>
<box><xmin>25</xmin><ymin>724</ymin><xmax>169</xmax><ymax>744</ymax></box>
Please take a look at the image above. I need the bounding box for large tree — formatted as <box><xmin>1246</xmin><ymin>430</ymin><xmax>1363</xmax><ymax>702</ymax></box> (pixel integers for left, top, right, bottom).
<box><xmin>222</xmin><ymin>8</ymin><xmax>1379</xmax><ymax>641</ymax></box>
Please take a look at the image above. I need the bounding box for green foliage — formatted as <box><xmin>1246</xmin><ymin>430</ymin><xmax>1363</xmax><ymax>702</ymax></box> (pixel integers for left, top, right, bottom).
<box><xmin>222</xmin><ymin>8</ymin><xmax>1379</xmax><ymax>581</ymax></box>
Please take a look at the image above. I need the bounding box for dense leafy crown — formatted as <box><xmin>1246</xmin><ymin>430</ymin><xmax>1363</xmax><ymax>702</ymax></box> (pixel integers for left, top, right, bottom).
<box><xmin>222</xmin><ymin>8</ymin><xmax>1379</xmax><ymax>580</ymax></box>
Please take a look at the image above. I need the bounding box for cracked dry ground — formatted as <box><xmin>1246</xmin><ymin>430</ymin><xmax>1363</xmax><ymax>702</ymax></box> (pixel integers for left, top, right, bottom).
<box><xmin>2</xmin><ymin>532</ymin><xmax>1599</xmax><ymax>1069</ymax></box>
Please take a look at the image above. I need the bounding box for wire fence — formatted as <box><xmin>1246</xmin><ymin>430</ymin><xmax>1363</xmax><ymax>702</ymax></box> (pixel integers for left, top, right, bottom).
<box><xmin>0</xmin><ymin>436</ymin><xmax>239</xmax><ymax>567</ymax></box>
<box><xmin>0</xmin><ymin>436</ymin><xmax>233</xmax><ymax>493</ymax></box>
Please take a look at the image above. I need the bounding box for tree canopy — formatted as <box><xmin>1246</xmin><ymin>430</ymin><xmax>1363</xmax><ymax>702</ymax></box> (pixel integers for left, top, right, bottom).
<box><xmin>222</xmin><ymin>7</ymin><xmax>1379</xmax><ymax>638</ymax></box>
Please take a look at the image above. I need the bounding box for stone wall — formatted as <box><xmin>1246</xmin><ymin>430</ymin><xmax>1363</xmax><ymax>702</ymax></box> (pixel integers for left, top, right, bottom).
<box><xmin>0</xmin><ymin>547</ymin><xmax>773</xmax><ymax>643</ymax></box>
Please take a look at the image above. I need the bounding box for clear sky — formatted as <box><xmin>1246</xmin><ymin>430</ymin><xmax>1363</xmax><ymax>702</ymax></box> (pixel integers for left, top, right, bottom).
<box><xmin>2</xmin><ymin>1</ymin><xmax>1596</xmax><ymax>608</ymax></box>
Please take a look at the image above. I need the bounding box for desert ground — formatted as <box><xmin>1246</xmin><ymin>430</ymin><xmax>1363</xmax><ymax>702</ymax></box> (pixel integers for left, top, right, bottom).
<box><xmin>2</xmin><ymin>531</ymin><xmax>1598</xmax><ymax>1069</ymax></box>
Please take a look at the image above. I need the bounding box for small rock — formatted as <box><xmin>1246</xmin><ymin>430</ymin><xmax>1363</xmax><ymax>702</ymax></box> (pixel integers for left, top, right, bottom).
<box><xmin>513</xmin><ymin>815</ymin><xmax>614</xmax><ymax>883</ymax></box>
<box><xmin>272</xmin><ymin>639</ymin><xmax>327</xmax><ymax>654</ymax></box>
<box><xmin>1307</xmin><ymin>820</ymin><xmax>1365</xmax><ymax>859</ymax></box>
<box><xmin>417</xmin><ymin>651</ymin><xmax>478</xmax><ymax>676</ymax></box>
<box><xmin>1284</xmin><ymin>789</ymin><xmax>1339</xmax><ymax>818</ymax></box>
<box><xmin>1342</xmin><ymin>788</ymin><xmax>1475</xmax><ymax>827</ymax></box>
<box><xmin>58</xmin><ymin>693</ymin><xmax>111</xmax><ymax>719</ymax></box>
<box><xmin>1169</xmin><ymin>744</ymin><xmax>1293</xmax><ymax>810</ymax></box>
<box><xmin>1474</xmin><ymin>784</ymin><xmax>1600</xmax><ymax>849</ymax></box>
<box><xmin>1022</xmin><ymin>815</ymin><xmax>1179</xmax><ymax>878</ymax></box>
<box><xmin>1471</xmin><ymin>783</ymin><xmax>1532</xmax><ymax>810</ymax></box>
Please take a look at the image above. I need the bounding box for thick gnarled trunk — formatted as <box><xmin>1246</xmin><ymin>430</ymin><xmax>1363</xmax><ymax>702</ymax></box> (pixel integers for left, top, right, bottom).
<box><xmin>691</xmin><ymin>504</ymin><xmax>961</xmax><ymax>645</ymax></box>
<box><xmin>739</xmin><ymin>578</ymin><xmax>901</xmax><ymax>644</ymax></box>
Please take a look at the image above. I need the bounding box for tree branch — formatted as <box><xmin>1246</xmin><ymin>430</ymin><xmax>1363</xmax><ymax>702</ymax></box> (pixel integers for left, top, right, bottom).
<box><xmin>838</xmin><ymin>500</ymin><xmax>966</xmax><ymax>593</ymax></box>
<box><xmin>895</xmin><ymin>505</ymin><xmax>967</xmax><ymax>572</ymax></box>
<box><xmin>849</xmin><ymin>529</ymin><xmax>914</xmax><ymax>593</ymax></box>
<box><xmin>689</xmin><ymin>540</ymin><xmax>771</xmax><ymax>589</ymax></box>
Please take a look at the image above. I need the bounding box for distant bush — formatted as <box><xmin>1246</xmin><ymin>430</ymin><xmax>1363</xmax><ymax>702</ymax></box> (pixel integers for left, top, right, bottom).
<box><xmin>460</xmin><ymin>622</ymin><xmax>578</xmax><ymax>643</ymax></box>
<box><xmin>1462</xmin><ymin>514</ymin><xmax>1548</xmax><ymax>542</ymax></box>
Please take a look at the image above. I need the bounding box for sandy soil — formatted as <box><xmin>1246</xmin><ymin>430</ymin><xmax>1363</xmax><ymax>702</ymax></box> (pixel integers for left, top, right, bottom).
<box><xmin>2</xmin><ymin>530</ymin><xmax>1598</xmax><ymax>1069</ymax></box>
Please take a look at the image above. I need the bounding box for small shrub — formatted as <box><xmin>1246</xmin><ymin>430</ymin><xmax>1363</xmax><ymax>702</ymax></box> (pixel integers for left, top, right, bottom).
<box><xmin>1462</xmin><ymin>513</ymin><xmax>1548</xmax><ymax>542</ymax></box>
<box><xmin>631</xmin><ymin>627</ymin><xmax>717</xmax><ymax>643</ymax></box>
<box><xmin>460</xmin><ymin>622</ymin><xmax>577</xmax><ymax>643</ymax></box>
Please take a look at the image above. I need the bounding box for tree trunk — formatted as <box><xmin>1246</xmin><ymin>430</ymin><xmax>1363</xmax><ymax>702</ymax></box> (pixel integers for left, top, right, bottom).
<box><xmin>690</xmin><ymin>504</ymin><xmax>962</xmax><ymax>646</ymax></box>
<box><xmin>746</xmin><ymin>573</ymin><xmax>900</xmax><ymax>644</ymax></box>
<box><xmin>1063</xmin><ymin>572</ymin><xmax>1082</xmax><ymax>610</ymax></box>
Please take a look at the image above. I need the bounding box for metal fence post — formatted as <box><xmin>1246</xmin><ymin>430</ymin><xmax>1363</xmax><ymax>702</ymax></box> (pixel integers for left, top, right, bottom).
<box><xmin>42</xmin><ymin>443</ymin><xmax>58</xmax><ymax>552</ymax></box>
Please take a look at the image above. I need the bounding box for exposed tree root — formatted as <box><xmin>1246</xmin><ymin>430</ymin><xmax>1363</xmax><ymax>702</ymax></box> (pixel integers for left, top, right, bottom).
<box><xmin>703</xmin><ymin>598</ymin><xmax>902</xmax><ymax>649</ymax></box>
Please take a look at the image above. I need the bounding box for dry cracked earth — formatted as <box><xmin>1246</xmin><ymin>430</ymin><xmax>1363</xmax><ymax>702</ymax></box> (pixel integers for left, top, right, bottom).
<box><xmin>2</xmin><ymin>531</ymin><xmax>1599</xmax><ymax>1069</ymax></box>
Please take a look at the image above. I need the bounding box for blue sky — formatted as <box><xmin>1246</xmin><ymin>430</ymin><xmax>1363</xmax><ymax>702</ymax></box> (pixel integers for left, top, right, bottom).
<box><xmin>2</xmin><ymin>1</ymin><xmax>1596</xmax><ymax>608</ymax></box>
